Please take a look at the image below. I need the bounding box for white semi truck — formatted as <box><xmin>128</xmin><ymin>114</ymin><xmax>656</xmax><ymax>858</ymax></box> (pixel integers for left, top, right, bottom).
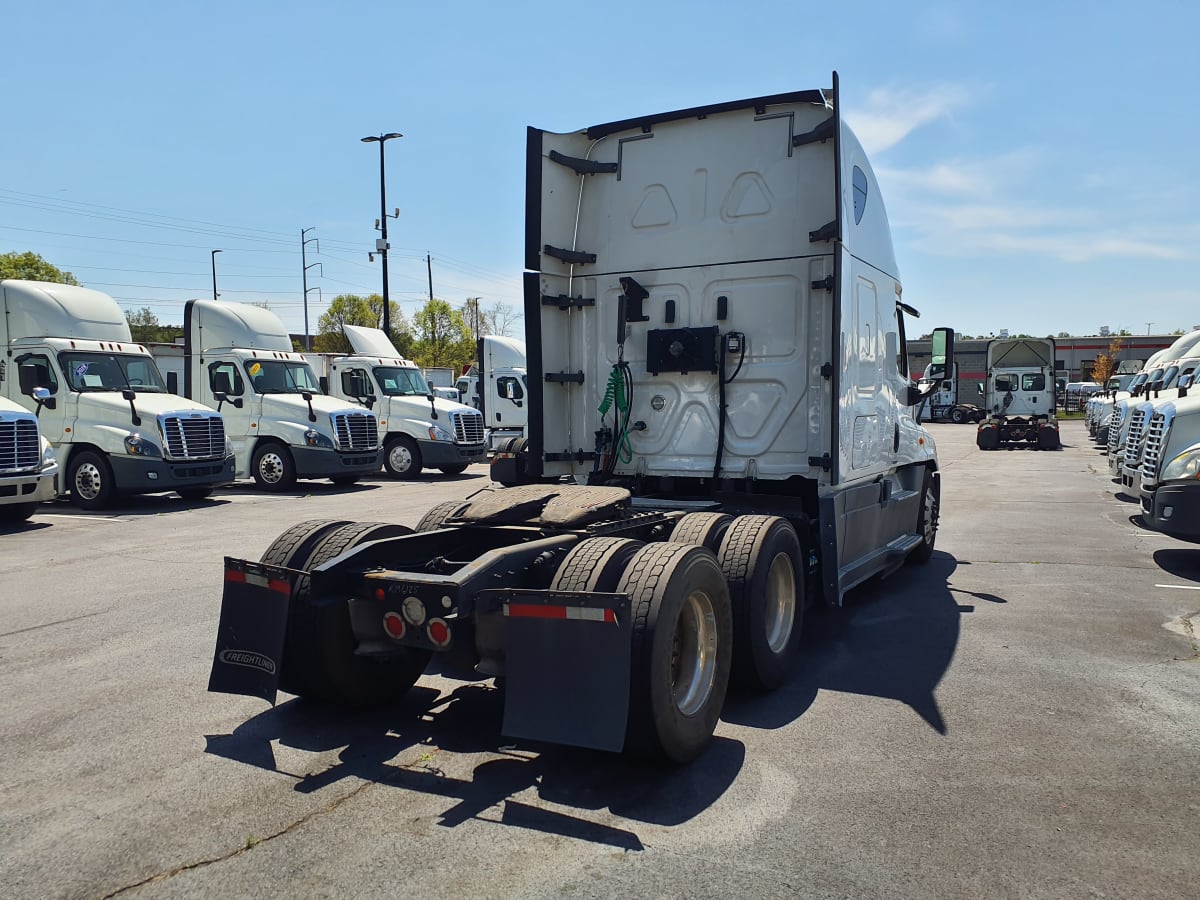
<box><xmin>208</xmin><ymin>77</ymin><xmax>952</xmax><ymax>764</ymax></box>
<box><xmin>1139</xmin><ymin>374</ymin><xmax>1200</xmax><ymax>542</ymax></box>
<box><xmin>306</xmin><ymin>324</ymin><xmax>486</xmax><ymax>478</ymax></box>
<box><xmin>456</xmin><ymin>335</ymin><xmax>529</xmax><ymax>450</ymax></box>
<box><xmin>171</xmin><ymin>300</ymin><xmax>382</xmax><ymax>490</ymax></box>
<box><xmin>917</xmin><ymin>362</ymin><xmax>983</xmax><ymax>424</ymax></box>
<box><xmin>975</xmin><ymin>338</ymin><xmax>1060</xmax><ymax>450</ymax></box>
<box><xmin>0</xmin><ymin>392</ymin><xmax>57</xmax><ymax>523</ymax></box>
<box><xmin>1</xmin><ymin>280</ymin><xmax>234</xmax><ymax>509</ymax></box>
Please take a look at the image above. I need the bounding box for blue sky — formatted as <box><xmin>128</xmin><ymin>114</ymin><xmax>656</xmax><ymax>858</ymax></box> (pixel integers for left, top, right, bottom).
<box><xmin>2</xmin><ymin>1</ymin><xmax>1196</xmax><ymax>340</ymax></box>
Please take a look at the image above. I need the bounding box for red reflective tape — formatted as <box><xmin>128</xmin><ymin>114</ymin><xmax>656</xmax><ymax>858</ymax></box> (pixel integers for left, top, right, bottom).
<box><xmin>225</xmin><ymin>569</ymin><xmax>247</xmax><ymax>584</ymax></box>
<box><xmin>506</xmin><ymin>603</ymin><xmax>567</xmax><ymax>619</ymax></box>
<box><xmin>268</xmin><ymin>579</ymin><xmax>291</xmax><ymax>596</ymax></box>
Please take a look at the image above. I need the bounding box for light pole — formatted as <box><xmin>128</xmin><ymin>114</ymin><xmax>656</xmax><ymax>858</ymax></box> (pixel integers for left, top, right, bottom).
<box><xmin>211</xmin><ymin>250</ymin><xmax>223</xmax><ymax>301</ymax></box>
<box><xmin>301</xmin><ymin>228</ymin><xmax>321</xmax><ymax>351</ymax></box>
<box><xmin>361</xmin><ymin>132</ymin><xmax>402</xmax><ymax>338</ymax></box>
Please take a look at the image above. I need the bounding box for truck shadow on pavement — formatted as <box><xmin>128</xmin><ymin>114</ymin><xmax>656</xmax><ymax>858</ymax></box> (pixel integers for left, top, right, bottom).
<box><xmin>722</xmin><ymin>552</ymin><xmax>999</xmax><ymax>735</ymax></box>
<box><xmin>205</xmin><ymin>682</ymin><xmax>744</xmax><ymax>851</ymax></box>
<box><xmin>1153</xmin><ymin>548</ymin><xmax>1200</xmax><ymax>582</ymax></box>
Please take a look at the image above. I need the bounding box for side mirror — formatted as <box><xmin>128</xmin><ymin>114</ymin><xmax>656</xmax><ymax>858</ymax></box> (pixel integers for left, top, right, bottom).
<box><xmin>1179</xmin><ymin>373</ymin><xmax>1193</xmax><ymax>398</ymax></box>
<box><xmin>348</xmin><ymin>374</ymin><xmax>369</xmax><ymax>398</ymax></box>
<box><xmin>18</xmin><ymin>364</ymin><xmax>43</xmax><ymax>396</ymax></box>
<box><xmin>977</xmin><ymin>383</ymin><xmax>984</xmax><ymax>396</ymax></box>
<box><xmin>929</xmin><ymin>327</ymin><xmax>955</xmax><ymax>383</ymax></box>
<box><xmin>319</xmin><ymin>376</ymin><xmax>330</xmax><ymax>395</ymax></box>
<box><xmin>212</xmin><ymin>372</ymin><xmax>233</xmax><ymax>395</ymax></box>
<box><xmin>166</xmin><ymin>371</ymin><xmax>178</xmax><ymax>394</ymax></box>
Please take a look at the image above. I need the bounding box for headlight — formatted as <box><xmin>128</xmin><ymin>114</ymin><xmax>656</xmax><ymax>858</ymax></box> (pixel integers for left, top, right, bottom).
<box><xmin>1161</xmin><ymin>447</ymin><xmax>1200</xmax><ymax>481</ymax></box>
<box><xmin>428</xmin><ymin>424</ymin><xmax>455</xmax><ymax>442</ymax></box>
<box><xmin>124</xmin><ymin>433</ymin><xmax>162</xmax><ymax>458</ymax></box>
<box><xmin>41</xmin><ymin>439</ymin><xmax>57</xmax><ymax>467</ymax></box>
<box><xmin>304</xmin><ymin>429</ymin><xmax>335</xmax><ymax>449</ymax></box>
<box><xmin>225</xmin><ymin>438</ymin><xmax>234</xmax><ymax>457</ymax></box>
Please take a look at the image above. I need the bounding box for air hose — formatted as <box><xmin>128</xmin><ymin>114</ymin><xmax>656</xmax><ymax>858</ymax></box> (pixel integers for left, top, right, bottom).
<box><xmin>598</xmin><ymin>363</ymin><xmax>633</xmax><ymax>470</ymax></box>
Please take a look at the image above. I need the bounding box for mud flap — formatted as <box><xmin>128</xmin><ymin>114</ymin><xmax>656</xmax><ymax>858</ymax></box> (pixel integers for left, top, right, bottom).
<box><xmin>207</xmin><ymin>558</ymin><xmax>298</xmax><ymax>705</ymax></box>
<box><xmin>484</xmin><ymin>589</ymin><xmax>632</xmax><ymax>753</ymax></box>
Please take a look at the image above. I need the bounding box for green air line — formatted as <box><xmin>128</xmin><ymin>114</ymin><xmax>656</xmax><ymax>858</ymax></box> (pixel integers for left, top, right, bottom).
<box><xmin>598</xmin><ymin>366</ymin><xmax>632</xmax><ymax>464</ymax></box>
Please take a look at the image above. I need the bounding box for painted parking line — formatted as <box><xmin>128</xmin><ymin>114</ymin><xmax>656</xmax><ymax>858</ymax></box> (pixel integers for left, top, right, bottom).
<box><xmin>1155</xmin><ymin>584</ymin><xmax>1200</xmax><ymax>591</ymax></box>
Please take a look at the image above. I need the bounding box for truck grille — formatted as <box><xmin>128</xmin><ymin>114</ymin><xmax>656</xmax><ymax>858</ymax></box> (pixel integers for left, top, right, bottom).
<box><xmin>161</xmin><ymin>414</ymin><xmax>226</xmax><ymax>460</ymax></box>
<box><xmin>1139</xmin><ymin>406</ymin><xmax>1174</xmax><ymax>488</ymax></box>
<box><xmin>1107</xmin><ymin>404</ymin><xmax>1125</xmax><ymax>456</ymax></box>
<box><xmin>450</xmin><ymin>410</ymin><xmax>485</xmax><ymax>445</ymax></box>
<box><xmin>333</xmin><ymin>412</ymin><xmax>379</xmax><ymax>451</ymax></box>
<box><xmin>1122</xmin><ymin>405</ymin><xmax>1150</xmax><ymax>468</ymax></box>
<box><xmin>0</xmin><ymin>417</ymin><xmax>39</xmax><ymax>473</ymax></box>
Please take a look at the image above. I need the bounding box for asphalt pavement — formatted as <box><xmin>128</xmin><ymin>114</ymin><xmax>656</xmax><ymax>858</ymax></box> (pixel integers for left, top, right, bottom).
<box><xmin>0</xmin><ymin>421</ymin><xmax>1197</xmax><ymax>899</ymax></box>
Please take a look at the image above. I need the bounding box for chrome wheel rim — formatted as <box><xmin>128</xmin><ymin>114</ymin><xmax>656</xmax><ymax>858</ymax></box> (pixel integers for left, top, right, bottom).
<box><xmin>922</xmin><ymin>491</ymin><xmax>936</xmax><ymax>544</ymax></box>
<box><xmin>671</xmin><ymin>589</ymin><xmax>718</xmax><ymax>717</ymax></box>
<box><xmin>74</xmin><ymin>462</ymin><xmax>102</xmax><ymax>500</ymax></box>
<box><xmin>258</xmin><ymin>452</ymin><xmax>285</xmax><ymax>484</ymax></box>
<box><xmin>764</xmin><ymin>551</ymin><xmax>797</xmax><ymax>654</ymax></box>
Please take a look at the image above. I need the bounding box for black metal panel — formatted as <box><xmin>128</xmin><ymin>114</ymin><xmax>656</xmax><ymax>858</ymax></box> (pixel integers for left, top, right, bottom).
<box><xmin>524</xmin><ymin>127</ymin><xmax>543</xmax><ymax>273</ymax></box>
<box><xmin>207</xmin><ymin>558</ymin><xmax>296</xmax><ymax>705</ymax></box>
<box><xmin>645</xmin><ymin>326</ymin><xmax>719</xmax><ymax>376</ymax></box>
<box><xmin>523</xmin><ymin>271</ymin><xmax>544</xmax><ymax>479</ymax></box>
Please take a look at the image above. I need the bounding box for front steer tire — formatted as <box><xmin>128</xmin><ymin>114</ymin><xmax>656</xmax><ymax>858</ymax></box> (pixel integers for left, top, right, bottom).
<box><xmin>68</xmin><ymin>449</ymin><xmax>117</xmax><ymax>510</ymax></box>
<box><xmin>252</xmin><ymin>442</ymin><xmax>297</xmax><ymax>491</ymax></box>
<box><xmin>384</xmin><ymin>435</ymin><xmax>422</xmax><ymax>479</ymax></box>
<box><xmin>619</xmin><ymin>543</ymin><xmax>732</xmax><ymax>764</ymax></box>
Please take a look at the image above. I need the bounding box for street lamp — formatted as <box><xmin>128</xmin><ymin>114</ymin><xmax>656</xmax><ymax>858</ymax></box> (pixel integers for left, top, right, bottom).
<box><xmin>361</xmin><ymin>132</ymin><xmax>403</xmax><ymax>338</ymax></box>
<box><xmin>211</xmin><ymin>250</ymin><xmax>223</xmax><ymax>301</ymax></box>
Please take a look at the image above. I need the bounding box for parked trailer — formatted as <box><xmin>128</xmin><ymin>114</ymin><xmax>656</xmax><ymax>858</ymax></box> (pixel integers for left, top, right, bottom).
<box><xmin>209</xmin><ymin>76</ymin><xmax>953</xmax><ymax>763</ymax></box>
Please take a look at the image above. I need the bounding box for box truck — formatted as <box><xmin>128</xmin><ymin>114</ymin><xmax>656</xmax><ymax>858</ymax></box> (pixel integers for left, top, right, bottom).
<box><xmin>208</xmin><ymin>76</ymin><xmax>953</xmax><ymax>763</ymax></box>
<box><xmin>456</xmin><ymin>335</ymin><xmax>529</xmax><ymax>449</ymax></box>
<box><xmin>1</xmin><ymin>280</ymin><xmax>233</xmax><ymax>509</ymax></box>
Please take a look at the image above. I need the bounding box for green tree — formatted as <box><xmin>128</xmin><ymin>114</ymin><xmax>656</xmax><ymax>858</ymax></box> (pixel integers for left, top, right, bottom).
<box><xmin>313</xmin><ymin>293</ymin><xmax>411</xmax><ymax>354</ymax></box>
<box><xmin>0</xmin><ymin>251</ymin><xmax>80</xmax><ymax>285</ymax></box>
<box><xmin>125</xmin><ymin>307</ymin><xmax>177</xmax><ymax>343</ymax></box>
<box><xmin>413</xmin><ymin>298</ymin><xmax>474</xmax><ymax>370</ymax></box>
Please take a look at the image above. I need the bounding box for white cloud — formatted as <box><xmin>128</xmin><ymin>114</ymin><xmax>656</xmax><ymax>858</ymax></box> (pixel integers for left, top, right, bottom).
<box><xmin>844</xmin><ymin>84</ymin><xmax>972</xmax><ymax>155</ymax></box>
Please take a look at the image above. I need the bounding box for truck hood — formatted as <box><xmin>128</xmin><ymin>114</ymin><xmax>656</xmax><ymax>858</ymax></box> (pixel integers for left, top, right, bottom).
<box><xmin>379</xmin><ymin>394</ymin><xmax>479</xmax><ymax>419</ymax></box>
<box><xmin>76</xmin><ymin>391</ymin><xmax>220</xmax><ymax>423</ymax></box>
<box><xmin>259</xmin><ymin>393</ymin><xmax>375</xmax><ymax>422</ymax></box>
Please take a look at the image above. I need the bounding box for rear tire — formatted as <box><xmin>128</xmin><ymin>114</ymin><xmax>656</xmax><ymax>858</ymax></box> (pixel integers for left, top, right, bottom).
<box><xmin>415</xmin><ymin>500</ymin><xmax>470</xmax><ymax>532</ymax></box>
<box><xmin>281</xmin><ymin>521</ymin><xmax>429</xmax><ymax>705</ymax></box>
<box><xmin>977</xmin><ymin>426</ymin><xmax>999</xmax><ymax>450</ymax></box>
<box><xmin>1038</xmin><ymin>426</ymin><xmax>1061</xmax><ymax>451</ymax></box>
<box><xmin>619</xmin><ymin>543</ymin><xmax>732</xmax><ymax>764</ymax></box>
<box><xmin>717</xmin><ymin>516</ymin><xmax>803</xmax><ymax>691</ymax></box>
<box><xmin>950</xmin><ymin>408</ymin><xmax>964</xmax><ymax>424</ymax></box>
<box><xmin>550</xmin><ymin>537</ymin><xmax>644</xmax><ymax>592</ymax></box>
<box><xmin>669</xmin><ymin>512</ymin><xmax>734</xmax><ymax>554</ymax></box>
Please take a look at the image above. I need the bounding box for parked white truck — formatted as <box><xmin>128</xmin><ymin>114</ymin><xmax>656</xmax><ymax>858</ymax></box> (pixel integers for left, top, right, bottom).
<box><xmin>917</xmin><ymin>361</ymin><xmax>983</xmax><ymax>424</ymax></box>
<box><xmin>1</xmin><ymin>280</ymin><xmax>234</xmax><ymax>509</ymax></box>
<box><xmin>0</xmin><ymin>391</ymin><xmax>57</xmax><ymax>523</ymax></box>
<box><xmin>208</xmin><ymin>76</ymin><xmax>953</xmax><ymax>764</ymax></box>
<box><xmin>170</xmin><ymin>300</ymin><xmax>382</xmax><ymax>489</ymax></box>
<box><xmin>1139</xmin><ymin>374</ymin><xmax>1200</xmax><ymax>542</ymax></box>
<box><xmin>306</xmin><ymin>324</ymin><xmax>486</xmax><ymax>477</ymax></box>
<box><xmin>975</xmin><ymin>338</ymin><xmax>1060</xmax><ymax>450</ymax></box>
<box><xmin>456</xmin><ymin>335</ymin><xmax>529</xmax><ymax>450</ymax></box>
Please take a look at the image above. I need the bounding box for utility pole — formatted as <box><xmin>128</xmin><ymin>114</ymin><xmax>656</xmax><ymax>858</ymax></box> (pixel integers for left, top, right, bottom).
<box><xmin>426</xmin><ymin>252</ymin><xmax>433</xmax><ymax>302</ymax></box>
<box><xmin>361</xmin><ymin>132</ymin><xmax>402</xmax><ymax>338</ymax></box>
<box><xmin>301</xmin><ymin>228</ymin><xmax>321</xmax><ymax>352</ymax></box>
<box><xmin>1146</xmin><ymin>322</ymin><xmax>1154</xmax><ymax>335</ymax></box>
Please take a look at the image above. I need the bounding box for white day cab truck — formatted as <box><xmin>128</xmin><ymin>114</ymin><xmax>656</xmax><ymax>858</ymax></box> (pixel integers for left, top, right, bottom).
<box><xmin>1</xmin><ymin>280</ymin><xmax>234</xmax><ymax>509</ymax></box>
<box><xmin>1139</xmin><ymin>373</ymin><xmax>1200</xmax><ymax>543</ymax></box>
<box><xmin>0</xmin><ymin>392</ymin><xmax>57</xmax><ymax>523</ymax></box>
<box><xmin>162</xmin><ymin>300</ymin><xmax>382</xmax><ymax>490</ymax></box>
<box><xmin>456</xmin><ymin>335</ymin><xmax>529</xmax><ymax>451</ymax></box>
<box><xmin>207</xmin><ymin>76</ymin><xmax>953</xmax><ymax>764</ymax></box>
<box><xmin>917</xmin><ymin>361</ymin><xmax>983</xmax><ymax>424</ymax></box>
<box><xmin>975</xmin><ymin>338</ymin><xmax>1060</xmax><ymax>450</ymax></box>
<box><xmin>305</xmin><ymin>324</ymin><xmax>486</xmax><ymax>478</ymax></box>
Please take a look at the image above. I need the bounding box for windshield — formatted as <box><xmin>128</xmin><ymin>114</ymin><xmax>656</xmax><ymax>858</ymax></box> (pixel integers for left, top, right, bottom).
<box><xmin>1162</xmin><ymin>364</ymin><xmax>1181</xmax><ymax>388</ymax></box>
<box><xmin>245</xmin><ymin>360</ymin><xmax>320</xmax><ymax>394</ymax></box>
<box><xmin>60</xmin><ymin>351</ymin><xmax>168</xmax><ymax>393</ymax></box>
<box><xmin>373</xmin><ymin>366</ymin><xmax>432</xmax><ymax>397</ymax></box>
